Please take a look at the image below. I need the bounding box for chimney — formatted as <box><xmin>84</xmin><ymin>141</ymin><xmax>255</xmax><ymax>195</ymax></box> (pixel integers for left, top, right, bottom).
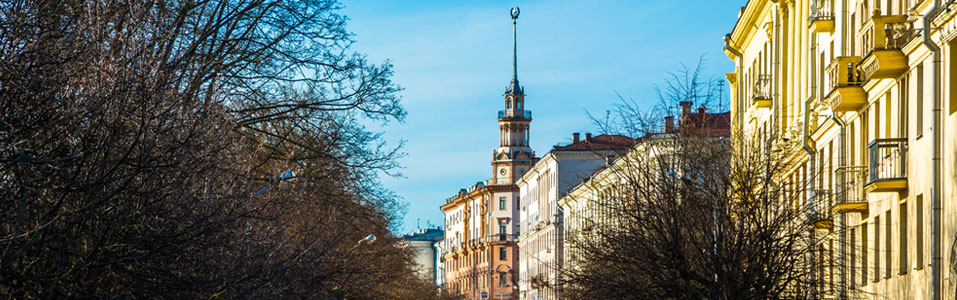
<box><xmin>585</xmin><ymin>133</ymin><xmax>592</xmax><ymax>141</ymax></box>
<box><xmin>664</xmin><ymin>116</ymin><xmax>675</xmax><ymax>132</ymax></box>
<box><xmin>697</xmin><ymin>105</ymin><xmax>706</xmax><ymax>114</ymax></box>
<box><xmin>572</xmin><ymin>132</ymin><xmax>580</xmax><ymax>143</ymax></box>
<box><xmin>679</xmin><ymin>101</ymin><xmax>693</xmax><ymax>120</ymax></box>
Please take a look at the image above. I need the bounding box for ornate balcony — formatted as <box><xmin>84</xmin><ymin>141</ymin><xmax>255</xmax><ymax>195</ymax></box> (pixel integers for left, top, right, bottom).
<box><xmin>491</xmin><ymin>233</ymin><xmax>519</xmax><ymax>244</ymax></box>
<box><xmin>805</xmin><ymin>189</ymin><xmax>833</xmax><ymax>229</ymax></box>
<box><xmin>858</xmin><ymin>15</ymin><xmax>916</xmax><ymax>81</ymax></box>
<box><xmin>866</xmin><ymin>138</ymin><xmax>908</xmax><ymax>193</ymax></box>
<box><xmin>825</xmin><ymin>56</ymin><xmax>866</xmax><ymax>112</ymax></box>
<box><xmin>752</xmin><ymin>74</ymin><xmax>772</xmax><ymax>108</ymax></box>
<box><xmin>809</xmin><ymin>0</ymin><xmax>834</xmax><ymax>33</ymax></box>
<box><xmin>834</xmin><ymin>166</ymin><xmax>867</xmax><ymax>213</ymax></box>
<box><xmin>498</xmin><ymin>109</ymin><xmax>532</xmax><ymax>120</ymax></box>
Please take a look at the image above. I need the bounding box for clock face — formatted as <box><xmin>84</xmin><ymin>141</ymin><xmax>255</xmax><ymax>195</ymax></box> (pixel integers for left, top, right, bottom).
<box><xmin>499</xmin><ymin>167</ymin><xmax>508</xmax><ymax>176</ymax></box>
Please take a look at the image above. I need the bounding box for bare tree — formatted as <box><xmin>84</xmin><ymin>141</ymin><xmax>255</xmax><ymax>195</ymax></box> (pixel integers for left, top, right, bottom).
<box><xmin>562</xmin><ymin>60</ymin><xmax>826</xmax><ymax>300</ymax></box>
<box><xmin>0</xmin><ymin>0</ymin><xmax>441</xmax><ymax>298</ymax></box>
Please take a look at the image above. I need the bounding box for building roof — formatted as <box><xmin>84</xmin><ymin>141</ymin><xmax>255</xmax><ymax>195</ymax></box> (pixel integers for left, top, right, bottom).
<box><xmin>505</xmin><ymin>79</ymin><xmax>523</xmax><ymax>95</ymax></box>
<box><xmin>552</xmin><ymin>134</ymin><xmax>637</xmax><ymax>151</ymax></box>
<box><xmin>403</xmin><ymin>228</ymin><xmax>444</xmax><ymax>242</ymax></box>
<box><xmin>672</xmin><ymin>108</ymin><xmax>731</xmax><ymax>136</ymax></box>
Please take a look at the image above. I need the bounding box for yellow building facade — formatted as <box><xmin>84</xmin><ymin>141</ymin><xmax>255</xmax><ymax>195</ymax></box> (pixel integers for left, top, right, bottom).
<box><xmin>726</xmin><ymin>0</ymin><xmax>957</xmax><ymax>298</ymax></box>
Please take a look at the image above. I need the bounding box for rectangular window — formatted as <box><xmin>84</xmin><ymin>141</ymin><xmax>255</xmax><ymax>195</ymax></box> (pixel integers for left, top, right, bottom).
<box><xmin>500</xmin><ymin>197</ymin><xmax>506</xmax><ymax>210</ymax></box>
<box><xmin>874</xmin><ymin>99</ymin><xmax>881</xmax><ymax>140</ymax></box>
<box><xmin>885</xmin><ymin>91</ymin><xmax>892</xmax><ymax>138</ymax></box>
<box><xmin>500</xmin><ymin>223</ymin><xmax>506</xmax><ymax>237</ymax></box>
<box><xmin>917</xmin><ymin>194</ymin><xmax>924</xmax><ymax>269</ymax></box>
<box><xmin>862</xmin><ymin>223</ymin><xmax>868</xmax><ymax>284</ymax></box>
<box><xmin>500</xmin><ymin>247</ymin><xmax>507</xmax><ymax>260</ymax></box>
<box><xmin>900</xmin><ymin>201</ymin><xmax>908</xmax><ymax>274</ymax></box>
<box><xmin>499</xmin><ymin>272</ymin><xmax>507</xmax><ymax>286</ymax></box>
<box><xmin>851</xmin><ymin>228</ymin><xmax>858</xmax><ymax>286</ymax></box>
<box><xmin>917</xmin><ymin>62</ymin><xmax>924</xmax><ymax>137</ymax></box>
<box><xmin>885</xmin><ymin>210</ymin><xmax>892</xmax><ymax>278</ymax></box>
<box><xmin>874</xmin><ymin>215</ymin><xmax>880</xmax><ymax>282</ymax></box>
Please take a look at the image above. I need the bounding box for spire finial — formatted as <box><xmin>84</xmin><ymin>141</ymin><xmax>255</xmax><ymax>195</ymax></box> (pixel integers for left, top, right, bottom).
<box><xmin>507</xmin><ymin>7</ymin><xmax>523</xmax><ymax>95</ymax></box>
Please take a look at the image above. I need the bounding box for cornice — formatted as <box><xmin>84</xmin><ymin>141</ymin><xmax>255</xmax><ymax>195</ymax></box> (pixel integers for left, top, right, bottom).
<box><xmin>728</xmin><ymin>0</ymin><xmax>772</xmax><ymax>54</ymax></box>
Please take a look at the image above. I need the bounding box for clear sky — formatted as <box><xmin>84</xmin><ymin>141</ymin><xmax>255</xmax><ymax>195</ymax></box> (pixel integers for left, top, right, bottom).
<box><xmin>340</xmin><ymin>0</ymin><xmax>746</xmax><ymax>234</ymax></box>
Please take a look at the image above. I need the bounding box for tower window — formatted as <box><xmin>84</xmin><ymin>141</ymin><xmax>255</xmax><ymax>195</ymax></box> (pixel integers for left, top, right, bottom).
<box><xmin>500</xmin><ymin>247</ymin><xmax>507</xmax><ymax>260</ymax></box>
<box><xmin>500</xmin><ymin>197</ymin><xmax>506</xmax><ymax>210</ymax></box>
<box><xmin>507</xmin><ymin>101</ymin><xmax>511</xmax><ymax>109</ymax></box>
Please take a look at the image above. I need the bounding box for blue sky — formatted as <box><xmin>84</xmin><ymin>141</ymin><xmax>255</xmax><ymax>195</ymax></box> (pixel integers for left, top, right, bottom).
<box><xmin>340</xmin><ymin>0</ymin><xmax>745</xmax><ymax>234</ymax></box>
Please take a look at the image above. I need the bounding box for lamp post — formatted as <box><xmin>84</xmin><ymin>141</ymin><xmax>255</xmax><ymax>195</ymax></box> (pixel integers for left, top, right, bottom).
<box><xmin>668</xmin><ymin>170</ymin><xmax>719</xmax><ymax>299</ymax></box>
<box><xmin>246</xmin><ymin>170</ymin><xmax>295</xmax><ymax>238</ymax></box>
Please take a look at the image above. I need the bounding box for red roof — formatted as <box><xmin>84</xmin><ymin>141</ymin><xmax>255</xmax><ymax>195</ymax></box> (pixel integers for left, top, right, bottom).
<box><xmin>552</xmin><ymin>134</ymin><xmax>637</xmax><ymax>151</ymax></box>
<box><xmin>671</xmin><ymin>111</ymin><xmax>731</xmax><ymax>136</ymax></box>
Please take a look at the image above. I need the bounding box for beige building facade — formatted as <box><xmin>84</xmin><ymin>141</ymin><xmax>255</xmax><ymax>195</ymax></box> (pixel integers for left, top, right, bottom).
<box><xmin>725</xmin><ymin>0</ymin><xmax>957</xmax><ymax>298</ymax></box>
<box><xmin>516</xmin><ymin>134</ymin><xmax>633</xmax><ymax>300</ymax></box>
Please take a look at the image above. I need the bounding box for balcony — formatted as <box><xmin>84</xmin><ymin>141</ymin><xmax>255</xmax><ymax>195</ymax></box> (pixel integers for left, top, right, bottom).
<box><xmin>805</xmin><ymin>189</ymin><xmax>833</xmax><ymax>229</ymax></box>
<box><xmin>491</xmin><ymin>233</ymin><xmax>519</xmax><ymax>243</ymax></box>
<box><xmin>858</xmin><ymin>15</ymin><xmax>916</xmax><ymax>81</ymax></box>
<box><xmin>866</xmin><ymin>138</ymin><xmax>908</xmax><ymax>193</ymax></box>
<box><xmin>825</xmin><ymin>56</ymin><xmax>866</xmax><ymax>112</ymax></box>
<box><xmin>809</xmin><ymin>0</ymin><xmax>834</xmax><ymax>33</ymax></box>
<box><xmin>834</xmin><ymin>166</ymin><xmax>867</xmax><ymax>213</ymax></box>
<box><xmin>498</xmin><ymin>110</ymin><xmax>532</xmax><ymax>120</ymax></box>
<box><xmin>751</xmin><ymin>74</ymin><xmax>772</xmax><ymax>108</ymax></box>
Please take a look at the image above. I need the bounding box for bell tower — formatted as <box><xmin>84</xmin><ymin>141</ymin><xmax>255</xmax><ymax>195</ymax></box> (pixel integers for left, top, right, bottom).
<box><xmin>492</xmin><ymin>7</ymin><xmax>533</xmax><ymax>185</ymax></box>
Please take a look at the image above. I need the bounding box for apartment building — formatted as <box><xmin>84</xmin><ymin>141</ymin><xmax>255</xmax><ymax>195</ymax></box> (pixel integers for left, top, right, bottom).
<box><xmin>558</xmin><ymin>105</ymin><xmax>729</xmax><ymax>288</ymax></box>
<box><xmin>516</xmin><ymin>133</ymin><xmax>634</xmax><ymax>300</ymax></box>
<box><xmin>725</xmin><ymin>0</ymin><xmax>957</xmax><ymax>298</ymax></box>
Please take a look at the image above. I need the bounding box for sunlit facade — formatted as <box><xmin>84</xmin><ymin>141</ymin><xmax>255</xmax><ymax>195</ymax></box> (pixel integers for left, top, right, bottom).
<box><xmin>726</xmin><ymin>0</ymin><xmax>957</xmax><ymax>298</ymax></box>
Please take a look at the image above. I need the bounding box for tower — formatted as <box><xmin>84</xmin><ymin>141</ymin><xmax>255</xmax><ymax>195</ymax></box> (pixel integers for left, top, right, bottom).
<box><xmin>492</xmin><ymin>7</ymin><xmax>533</xmax><ymax>185</ymax></box>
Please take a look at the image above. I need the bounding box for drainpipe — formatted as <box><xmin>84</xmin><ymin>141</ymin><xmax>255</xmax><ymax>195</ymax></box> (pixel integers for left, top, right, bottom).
<box><xmin>803</xmin><ymin>20</ymin><xmax>818</xmax><ymax>298</ymax></box>
<box><xmin>724</xmin><ymin>34</ymin><xmax>745</xmax><ymax>151</ymax></box>
<box><xmin>921</xmin><ymin>1</ymin><xmax>942</xmax><ymax>299</ymax></box>
<box><xmin>831</xmin><ymin>112</ymin><xmax>847</xmax><ymax>299</ymax></box>
<box><xmin>769</xmin><ymin>3</ymin><xmax>782</xmax><ymax>154</ymax></box>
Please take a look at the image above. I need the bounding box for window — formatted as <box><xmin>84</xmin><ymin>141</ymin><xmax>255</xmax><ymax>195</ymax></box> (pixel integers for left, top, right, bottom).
<box><xmin>900</xmin><ymin>202</ymin><xmax>908</xmax><ymax>274</ymax></box>
<box><xmin>500</xmin><ymin>197</ymin><xmax>506</xmax><ymax>210</ymax></box>
<box><xmin>885</xmin><ymin>210</ymin><xmax>891</xmax><ymax>278</ymax></box>
<box><xmin>500</xmin><ymin>247</ymin><xmax>507</xmax><ymax>260</ymax></box>
<box><xmin>499</xmin><ymin>271</ymin><xmax>507</xmax><ymax>286</ymax></box>
<box><xmin>917</xmin><ymin>62</ymin><xmax>924</xmax><ymax>137</ymax></box>
<box><xmin>500</xmin><ymin>223</ymin><xmax>506</xmax><ymax>236</ymax></box>
<box><xmin>862</xmin><ymin>223</ymin><xmax>868</xmax><ymax>284</ymax></box>
<box><xmin>874</xmin><ymin>215</ymin><xmax>880</xmax><ymax>282</ymax></box>
<box><xmin>851</xmin><ymin>228</ymin><xmax>857</xmax><ymax>286</ymax></box>
<box><xmin>917</xmin><ymin>194</ymin><xmax>924</xmax><ymax>269</ymax></box>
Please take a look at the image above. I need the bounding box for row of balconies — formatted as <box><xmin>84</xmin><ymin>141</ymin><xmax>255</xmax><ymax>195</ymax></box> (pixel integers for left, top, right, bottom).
<box><xmin>753</xmin><ymin>10</ymin><xmax>919</xmax><ymax>111</ymax></box>
<box><xmin>804</xmin><ymin>138</ymin><xmax>907</xmax><ymax>228</ymax></box>
<box><xmin>824</xmin><ymin>13</ymin><xmax>918</xmax><ymax>112</ymax></box>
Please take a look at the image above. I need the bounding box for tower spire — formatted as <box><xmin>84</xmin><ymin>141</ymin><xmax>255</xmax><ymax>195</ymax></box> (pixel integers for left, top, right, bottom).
<box><xmin>507</xmin><ymin>7</ymin><xmax>522</xmax><ymax>95</ymax></box>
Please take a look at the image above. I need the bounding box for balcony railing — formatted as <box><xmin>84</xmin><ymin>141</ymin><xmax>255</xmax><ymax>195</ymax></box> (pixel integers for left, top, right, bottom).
<box><xmin>834</xmin><ymin>166</ymin><xmax>867</xmax><ymax>213</ymax></box>
<box><xmin>825</xmin><ymin>56</ymin><xmax>866</xmax><ymax>111</ymax></box>
<box><xmin>809</xmin><ymin>0</ymin><xmax>834</xmax><ymax>32</ymax></box>
<box><xmin>810</xmin><ymin>0</ymin><xmax>833</xmax><ymax>20</ymax></box>
<box><xmin>492</xmin><ymin>233</ymin><xmax>519</xmax><ymax>243</ymax></box>
<box><xmin>805</xmin><ymin>189</ymin><xmax>832</xmax><ymax>228</ymax></box>
<box><xmin>751</xmin><ymin>74</ymin><xmax>772</xmax><ymax>107</ymax></box>
<box><xmin>861</xmin><ymin>15</ymin><xmax>915</xmax><ymax>55</ymax></box>
<box><xmin>498</xmin><ymin>110</ymin><xmax>532</xmax><ymax>119</ymax></box>
<box><xmin>867</xmin><ymin>138</ymin><xmax>907</xmax><ymax>192</ymax></box>
<box><xmin>859</xmin><ymin>15</ymin><xmax>916</xmax><ymax>80</ymax></box>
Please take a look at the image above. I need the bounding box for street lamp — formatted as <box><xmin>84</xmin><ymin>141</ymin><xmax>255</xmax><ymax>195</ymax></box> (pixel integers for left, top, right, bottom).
<box><xmin>668</xmin><ymin>170</ymin><xmax>720</xmax><ymax>299</ymax></box>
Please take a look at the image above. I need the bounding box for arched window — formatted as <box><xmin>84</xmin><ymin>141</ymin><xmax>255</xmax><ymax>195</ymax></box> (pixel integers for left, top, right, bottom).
<box><xmin>517</xmin><ymin>100</ymin><xmax>522</xmax><ymax>110</ymax></box>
